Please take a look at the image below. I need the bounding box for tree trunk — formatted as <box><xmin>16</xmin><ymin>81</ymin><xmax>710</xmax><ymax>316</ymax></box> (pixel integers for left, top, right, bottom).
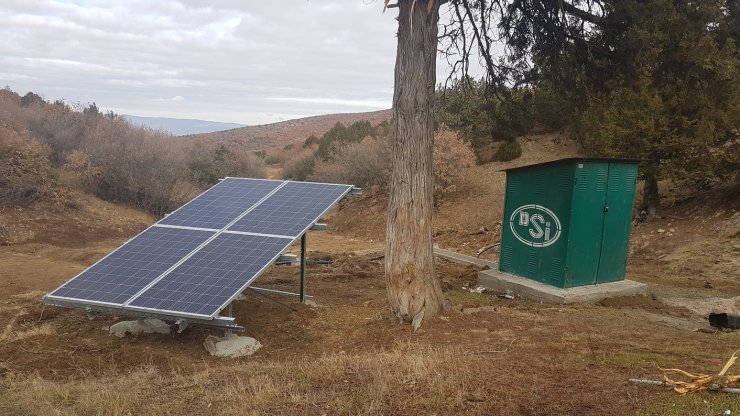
<box><xmin>385</xmin><ymin>0</ymin><xmax>445</xmax><ymax>329</ymax></box>
<box><xmin>641</xmin><ymin>156</ymin><xmax>660</xmax><ymax>218</ymax></box>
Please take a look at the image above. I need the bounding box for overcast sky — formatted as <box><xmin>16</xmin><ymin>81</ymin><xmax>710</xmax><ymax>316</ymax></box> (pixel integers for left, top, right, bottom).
<box><xmin>0</xmin><ymin>1</ymin><xmax>469</xmax><ymax>125</ymax></box>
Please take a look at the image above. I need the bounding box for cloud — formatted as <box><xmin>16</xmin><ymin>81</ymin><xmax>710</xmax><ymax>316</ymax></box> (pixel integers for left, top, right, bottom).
<box><xmin>0</xmin><ymin>1</ymin><xmax>464</xmax><ymax>124</ymax></box>
<box><xmin>154</xmin><ymin>95</ymin><xmax>185</xmax><ymax>102</ymax></box>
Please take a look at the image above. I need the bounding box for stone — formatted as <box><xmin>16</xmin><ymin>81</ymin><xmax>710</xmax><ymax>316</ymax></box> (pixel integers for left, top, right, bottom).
<box><xmin>109</xmin><ymin>318</ymin><xmax>171</xmax><ymax>338</ymax></box>
<box><xmin>203</xmin><ymin>334</ymin><xmax>262</xmax><ymax>358</ymax></box>
<box><xmin>462</xmin><ymin>306</ymin><xmax>497</xmax><ymax>314</ymax></box>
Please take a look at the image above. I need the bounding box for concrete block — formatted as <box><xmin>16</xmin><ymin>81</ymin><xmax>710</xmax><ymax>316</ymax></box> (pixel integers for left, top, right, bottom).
<box><xmin>203</xmin><ymin>334</ymin><xmax>262</xmax><ymax>358</ymax></box>
<box><xmin>478</xmin><ymin>269</ymin><xmax>647</xmax><ymax>304</ymax></box>
<box><xmin>109</xmin><ymin>318</ymin><xmax>171</xmax><ymax>338</ymax></box>
<box><xmin>433</xmin><ymin>247</ymin><xmax>497</xmax><ymax>269</ymax></box>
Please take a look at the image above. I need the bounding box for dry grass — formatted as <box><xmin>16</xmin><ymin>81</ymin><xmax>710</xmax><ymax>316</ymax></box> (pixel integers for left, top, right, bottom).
<box><xmin>0</xmin><ymin>344</ymin><xmax>500</xmax><ymax>415</ymax></box>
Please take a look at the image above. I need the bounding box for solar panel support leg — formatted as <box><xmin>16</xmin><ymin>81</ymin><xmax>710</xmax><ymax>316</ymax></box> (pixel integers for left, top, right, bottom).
<box><xmin>224</xmin><ymin>303</ymin><xmax>234</xmax><ymax>337</ymax></box>
<box><xmin>300</xmin><ymin>233</ymin><xmax>307</xmax><ymax>303</ymax></box>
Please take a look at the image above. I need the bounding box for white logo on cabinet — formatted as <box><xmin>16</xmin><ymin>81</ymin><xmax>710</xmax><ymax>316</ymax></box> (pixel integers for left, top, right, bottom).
<box><xmin>509</xmin><ymin>205</ymin><xmax>562</xmax><ymax>247</ymax></box>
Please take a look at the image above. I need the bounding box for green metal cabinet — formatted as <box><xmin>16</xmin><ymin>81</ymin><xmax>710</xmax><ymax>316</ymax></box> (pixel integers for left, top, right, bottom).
<box><xmin>499</xmin><ymin>158</ymin><xmax>638</xmax><ymax>288</ymax></box>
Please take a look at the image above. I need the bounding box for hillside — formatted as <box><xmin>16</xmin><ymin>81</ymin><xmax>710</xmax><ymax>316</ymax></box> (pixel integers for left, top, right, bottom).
<box><xmin>123</xmin><ymin>115</ymin><xmax>245</xmax><ymax>136</ymax></box>
<box><xmin>185</xmin><ymin>109</ymin><xmax>392</xmax><ymax>150</ymax></box>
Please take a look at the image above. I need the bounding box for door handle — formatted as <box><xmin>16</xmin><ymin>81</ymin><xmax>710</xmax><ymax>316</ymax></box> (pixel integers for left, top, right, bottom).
<box><xmin>604</xmin><ymin>206</ymin><xmax>609</xmax><ymax>213</ymax></box>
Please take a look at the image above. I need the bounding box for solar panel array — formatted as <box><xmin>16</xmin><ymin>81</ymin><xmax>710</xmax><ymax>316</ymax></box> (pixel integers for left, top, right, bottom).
<box><xmin>45</xmin><ymin>178</ymin><xmax>353</xmax><ymax>319</ymax></box>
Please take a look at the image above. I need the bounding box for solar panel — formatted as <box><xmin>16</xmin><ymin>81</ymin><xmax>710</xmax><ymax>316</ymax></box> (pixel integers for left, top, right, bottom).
<box><xmin>47</xmin><ymin>227</ymin><xmax>214</xmax><ymax>305</ymax></box>
<box><xmin>126</xmin><ymin>233</ymin><xmax>293</xmax><ymax>317</ymax></box>
<box><xmin>158</xmin><ymin>178</ymin><xmax>282</xmax><ymax>230</ymax></box>
<box><xmin>44</xmin><ymin>178</ymin><xmax>355</xmax><ymax>325</ymax></box>
<box><xmin>227</xmin><ymin>182</ymin><xmax>352</xmax><ymax>237</ymax></box>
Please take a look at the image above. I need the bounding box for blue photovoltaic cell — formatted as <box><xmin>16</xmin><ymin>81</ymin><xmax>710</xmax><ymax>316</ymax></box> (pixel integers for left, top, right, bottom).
<box><xmin>158</xmin><ymin>178</ymin><xmax>282</xmax><ymax>230</ymax></box>
<box><xmin>127</xmin><ymin>233</ymin><xmax>292</xmax><ymax>316</ymax></box>
<box><xmin>48</xmin><ymin>227</ymin><xmax>214</xmax><ymax>304</ymax></box>
<box><xmin>227</xmin><ymin>182</ymin><xmax>352</xmax><ymax>237</ymax></box>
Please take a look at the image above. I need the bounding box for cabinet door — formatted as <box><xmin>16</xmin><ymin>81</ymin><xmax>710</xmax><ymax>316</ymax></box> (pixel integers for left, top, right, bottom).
<box><xmin>566</xmin><ymin>162</ymin><xmax>608</xmax><ymax>286</ymax></box>
<box><xmin>596</xmin><ymin>163</ymin><xmax>638</xmax><ymax>283</ymax></box>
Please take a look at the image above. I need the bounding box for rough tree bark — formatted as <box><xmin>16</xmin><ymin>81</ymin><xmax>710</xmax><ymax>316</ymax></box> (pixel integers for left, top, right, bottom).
<box><xmin>385</xmin><ymin>0</ymin><xmax>446</xmax><ymax>329</ymax></box>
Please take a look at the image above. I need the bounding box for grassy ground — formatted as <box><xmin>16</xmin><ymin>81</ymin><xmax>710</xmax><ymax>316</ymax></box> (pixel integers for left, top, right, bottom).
<box><xmin>0</xmin><ymin>245</ymin><xmax>738</xmax><ymax>415</ymax></box>
<box><xmin>1</xmin><ymin>135</ymin><xmax>738</xmax><ymax>415</ymax></box>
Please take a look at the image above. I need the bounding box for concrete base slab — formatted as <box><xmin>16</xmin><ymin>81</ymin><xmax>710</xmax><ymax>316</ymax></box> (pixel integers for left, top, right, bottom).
<box><xmin>109</xmin><ymin>318</ymin><xmax>171</xmax><ymax>338</ymax></box>
<box><xmin>204</xmin><ymin>334</ymin><xmax>262</xmax><ymax>358</ymax></box>
<box><xmin>433</xmin><ymin>247</ymin><xmax>497</xmax><ymax>269</ymax></box>
<box><xmin>479</xmin><ymin>269</ymin><xmax>647</xmax><ymax>304</ymax></box>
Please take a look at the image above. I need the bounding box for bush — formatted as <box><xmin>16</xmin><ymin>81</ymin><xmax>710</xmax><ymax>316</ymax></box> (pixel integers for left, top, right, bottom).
<box><xmin>62</xmin><ymin>150</ymin><xmax>101</xmax><ymax>191</ymax></box>
<box><xmin>315</xmin><ymin>121</ymin><xmax>378</xmax><ymax>160</ymax></box>
<box><xmin>310</xmin><ymin>130</ymin><xmax>476</xmax><ymax>202</ymax></box>
<box><xmin>309</xmin><ymin>137</ymin><xmax>390</xmax><ymax>188</ymax></box>
<box><xmin>0</xmin><ymin>126</ymin><xmax>54</xmax><ymax>206</ymax></box>
<box><xmin>283</xmin><ymin>148</ymin><xmax>316</xmax><ymax>181</ymax></box>
<box><xmin>492</xmin><ymin>139</ymin><xmax>522</xmax><ymax>162</ymax></box>
<box><xmin>433</xmin><ymin>129</ymin><xmax>477</xmax><ymax>195</ymax></box>
<box><xmin>187</xmin><ymin>143</ymin><xmax>265</xmax><ymax>188</ymax></box>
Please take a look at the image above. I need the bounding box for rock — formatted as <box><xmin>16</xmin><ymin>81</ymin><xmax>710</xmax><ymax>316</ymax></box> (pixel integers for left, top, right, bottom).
<box><xmin>304</xmin><ymin>299</ymin><xmax>318</xmax><ymax>307</ymax></box>
<box><xmin>109</xmin><ymin>319</ymin><xmax>171</xmax><ymax>338</ymax></box>
<box><xmin>462</xmin><ymin>306</ymin><xmax>497</xmax><ymax>314</ymax></box>
<box><xmin>657</xmin><ymin>229</ymin><xmax>666</xmax><ymax>234</ymax></box>
<box><xmin>203</xmin><ymin>334</ymin><xmax>262</xmax><ymax>358</ymax></box>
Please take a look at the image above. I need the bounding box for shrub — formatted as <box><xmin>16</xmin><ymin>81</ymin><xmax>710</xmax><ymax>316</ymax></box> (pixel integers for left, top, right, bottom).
<box><xmin>0</xmin><ymin>126</ymin><xmax>54</xmax><ymax>206</ymax></box>
<box><xmin>492</xmin><ymin>139</ymin><xmax>522</xmax><ymax>162</ymax></box>
<box><xmin>187</xmin><ymin>143</ymin><xmax>265</xmax><ymax>188</ymax></box>
<box><xmin>283</xmin><ymin>147</ymin><xmax>316</xmax><ymax>181</ymax></box>
<box><xmin>62</xmin><ymin>150</ymin><xmax>101</xmax><ymax>191</ymax></box>
<box><xmin>316</xmin><ymin>121</ymin><xmax>378</xmax><ymax>160</ymax></box>
<box><xmin>310</xmin><ymin>130</ymin><xmax>475</xmax><ymax>201</ymax></box>
<box><xmin>310</xmin><ymin>137</ymin><xmax>390</xmax><ymax>188</ymax></box>
<box><xmin>433</xmin><ymin>129</ymin><xmax>477</xmax><ymax>195</ymax></box>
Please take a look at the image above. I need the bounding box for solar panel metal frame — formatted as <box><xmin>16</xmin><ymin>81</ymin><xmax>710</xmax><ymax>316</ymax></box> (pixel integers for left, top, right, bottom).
<box><xmin>225</xmin><ymin>180</ymin><xmax>354</xmax><ymax>238</ymax></box>
<box><xmin>124</xmin><ymin>233</ymin><xmax>295</xmax><ymax>318</ymax></box>
<box><xmin>43</xmin><ymin>226</ymin><xmax>216</xmax><ymax>308</ymax></box>
<box><xmin>124</xmin><ymin>179</ymin><xmax>352</xmax><ymax>319</ymax></box>
<box><xmin>122</xmin><ymin>179</ymin><xmax>291</xmax><ymax>318</ymax></box>
<box><xmin>43</xmin><ymin>177</ymin><xmax>354</xmax><ymax>326</ymax></box>
<box><xmin>157</xmin><ymin>177</ymin><xmax>285</xmax><ymax>230</ymax></box>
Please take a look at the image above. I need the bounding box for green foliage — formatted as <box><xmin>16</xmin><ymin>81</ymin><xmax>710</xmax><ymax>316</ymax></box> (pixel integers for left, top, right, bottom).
<box><xmin>20</xmin><ymin>92</ymin><xmax>43</xmax><ymax>107</ymax></box>
<box><xmin>492</xmin><ymin>139</ymin><xmax>522</xmax><ymax>162</ymax></box>
<box><xmin>435</xmin><ymin>78</ymin><xmax>563</xmax><ymax>150</ymax></box>
<box><xmin>187</xmin><ymin>143</ymin><xmax>264</xmax><ymax>188</ymax></box>
<box><xmin>567</xmin><ymin>0</ymin><xmax>739</xmax><ymax>205</ymax></box>
<box><xmin>435</xmin><ymin>78</ymin><xmax>493</xmax><ymax>147</ymax></box>
<box><xmin>283</xmin><ymin>155</ymin><xmax>315</xmax><ymax>181</ymax></box>
<box><xmin>314</xmin><ymin>120</ymin><xmax>379</xmax><ymax>161</ymax></box>
<box><xmin>303</xmin><ymin>135</ymin><xmax>319</xmax><ymax>148</ymax></box>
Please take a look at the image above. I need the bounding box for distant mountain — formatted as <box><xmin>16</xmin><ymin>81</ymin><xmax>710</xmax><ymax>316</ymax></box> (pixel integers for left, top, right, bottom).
<box><xmin>184</xmin><ymin>109</ymin><xmax>392</xmax><ymax>150</ymax></box>
<box><xmin>123</xmin><ymin>115</ymin><xmax>245</xmax><ymax>136</ymax></box>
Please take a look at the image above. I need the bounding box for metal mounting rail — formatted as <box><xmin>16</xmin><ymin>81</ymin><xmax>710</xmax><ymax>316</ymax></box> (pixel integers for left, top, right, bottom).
<box><xmin>43</xmin><ymin>297</ymin><xmax>243</xmax><ymax>331</ymax></box>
